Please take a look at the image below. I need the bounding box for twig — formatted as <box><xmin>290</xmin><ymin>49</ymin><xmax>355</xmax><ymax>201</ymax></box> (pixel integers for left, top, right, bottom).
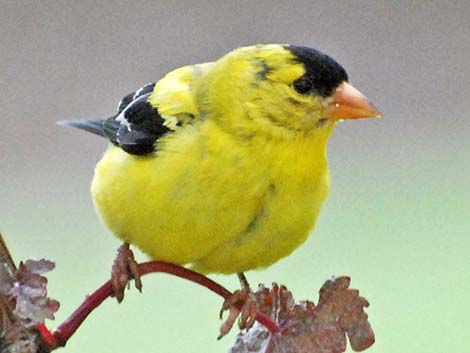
<box><xmin>39</xmin><ymin>261</ymin><xmax>279</xmax><ymax>350</ymax></box>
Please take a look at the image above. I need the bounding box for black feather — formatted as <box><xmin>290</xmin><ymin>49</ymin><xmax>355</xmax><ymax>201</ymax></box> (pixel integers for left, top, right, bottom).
<box><xmin>116</xmin><ymin>82</ymin><xmax>156</xmax><ymax>113</ymax></box>
<box><xmin>115</xmin><ymin>93</ymin><xmax>170</xmax><ymax>155</ymax></box>
<box><xmin>102</xmin><ymin>117</ymin><xmax>120</xmax><ymax>145</ymax></box>
<box><xmin>117</xmin><ymin>93</ymin><xmax>135</xmax><ymax>114</ymax></box>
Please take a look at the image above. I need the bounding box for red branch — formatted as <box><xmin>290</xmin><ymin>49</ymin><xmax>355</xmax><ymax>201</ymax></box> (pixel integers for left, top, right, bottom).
<box><xmin>38</xmin><ymin>261</ymin><xmax>279</xmax><ymax>350</ymax></box>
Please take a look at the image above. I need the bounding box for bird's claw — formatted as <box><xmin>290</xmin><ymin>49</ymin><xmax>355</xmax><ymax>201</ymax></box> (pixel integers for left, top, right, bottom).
<box><xmin>111</xmin><ymin>242</ymin><xmax>142</xmax><ymax>302</ymax></box>
<box><xmin>218</xmin><ymin>289</ymin><xmax>258</xmax><ymax>339</ymax></box>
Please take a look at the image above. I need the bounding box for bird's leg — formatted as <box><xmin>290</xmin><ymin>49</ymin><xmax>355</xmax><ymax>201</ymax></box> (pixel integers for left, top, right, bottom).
<box><xmin>237</xmin><ymin>272</ymin><xmax>250</xmax><ymax>291</ymax></box>
<box><xmin>236</xmin><ymin>272</ymin><xmax>258</xmax><ymax>330</ymax></box>
<box><xmin>111</xmin><ymin>242</ymin><xmax>142</xmax><ymax>302</ymax></box>
<box><xmin>218</xmin><ymin>272</ymin><xmax>258</xmax><ymax>339</ymax></box>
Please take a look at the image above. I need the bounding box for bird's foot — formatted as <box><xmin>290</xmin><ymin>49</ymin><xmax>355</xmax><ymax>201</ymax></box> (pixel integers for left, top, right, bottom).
<box><xmin>218</xmin><ymin>275</ymin><xmax>258</xmax><ymax>339</ymax></box>
<box><xmin>111</xmin><ymin>242</ymin><xmax>142</xmax><ymax>302</ymax></box>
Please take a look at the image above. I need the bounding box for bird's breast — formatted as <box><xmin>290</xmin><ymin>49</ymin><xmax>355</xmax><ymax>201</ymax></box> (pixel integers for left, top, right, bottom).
<box><xmin>91</xmin><ymin>123</ymin><xmax>330</xmax><ymax>273</ymax></box>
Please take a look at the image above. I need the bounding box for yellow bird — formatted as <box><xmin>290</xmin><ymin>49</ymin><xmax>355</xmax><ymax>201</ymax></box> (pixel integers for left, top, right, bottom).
<box><xmin>62</xmin><ymin>44</ymin><xmax>380</xmax><ymax>323</ymax></box>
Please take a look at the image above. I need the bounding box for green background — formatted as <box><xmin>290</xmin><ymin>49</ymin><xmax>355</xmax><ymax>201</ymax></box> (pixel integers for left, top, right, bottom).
<box><xmin>1</xmin><ymin>1</ymin><xmax>469</xmax><ymax>352</ymax></box>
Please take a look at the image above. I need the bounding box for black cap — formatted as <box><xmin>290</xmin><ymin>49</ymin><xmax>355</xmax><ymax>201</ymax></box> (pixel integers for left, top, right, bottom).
<box><xmin>285</xmin><ymin>45</ymin><xmax>348</xmax><ymax>97</ymax></box>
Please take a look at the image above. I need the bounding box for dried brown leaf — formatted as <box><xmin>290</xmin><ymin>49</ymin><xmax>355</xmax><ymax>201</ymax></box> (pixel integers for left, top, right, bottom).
<box><xmin>229</xmin><ymin>277</ymin><xmax>374</xmax><ymax>353</ymax></box>
<box><xmin>0</xmin><ymin>233</ymin><xmax>58</xmax><ymax>353</ymax></box>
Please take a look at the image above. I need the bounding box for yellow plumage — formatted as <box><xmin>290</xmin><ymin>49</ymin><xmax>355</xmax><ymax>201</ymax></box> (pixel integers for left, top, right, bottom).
<box><xmin>92</xmin><ymin>124</ymin><xmax>331</xmax><ymax>273</ymax></box>
<box><xmin>69</xmin><ymin>44</ymin><xmax>380</xmax><ymax>274</ymax></box>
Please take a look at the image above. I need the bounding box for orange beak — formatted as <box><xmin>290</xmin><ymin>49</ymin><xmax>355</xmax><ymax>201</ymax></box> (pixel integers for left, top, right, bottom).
<box><xmin>323</xmin><ymin>82</ymin><xmax>382</xmax><ymax>120</ymax></box>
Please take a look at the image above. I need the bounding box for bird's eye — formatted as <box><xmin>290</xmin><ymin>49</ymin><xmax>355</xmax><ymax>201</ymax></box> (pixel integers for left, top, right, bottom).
<box><xmin>293</xmin><ymin>77</ymin><xmax>314</xmax><ymax>94</ymax></box>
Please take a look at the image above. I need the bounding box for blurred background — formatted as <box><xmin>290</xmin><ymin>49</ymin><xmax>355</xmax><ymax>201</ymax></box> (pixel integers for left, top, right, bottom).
<box><xmin>1</xmin><ymin>1</ymin><xmax>469</xmax><ymax>352</ymax></box>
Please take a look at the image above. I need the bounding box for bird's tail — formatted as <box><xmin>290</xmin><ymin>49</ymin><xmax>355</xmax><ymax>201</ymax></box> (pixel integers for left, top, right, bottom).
<box><xmin>58</xmin><ymin>117</ymin><xmax>120</xmax><ymax>145</ymax></box>
<box><xmin>57</xmin><ymin>118</ymin><xmax>107</xmax><ymax>137</ymax></box>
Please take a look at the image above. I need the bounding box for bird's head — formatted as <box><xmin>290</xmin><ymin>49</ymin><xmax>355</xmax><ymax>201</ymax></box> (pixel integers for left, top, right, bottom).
<box><xmin>202</xmin><ymin>44</ymin><xmax>381</xmax><ymax>138</ymax></box>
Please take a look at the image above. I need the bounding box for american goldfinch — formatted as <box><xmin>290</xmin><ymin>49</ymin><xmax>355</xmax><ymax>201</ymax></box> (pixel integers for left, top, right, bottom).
<box><xmin>63</xmin><ymin>44</ymin><xmax>380</xmax><ymax>297</ymax></box>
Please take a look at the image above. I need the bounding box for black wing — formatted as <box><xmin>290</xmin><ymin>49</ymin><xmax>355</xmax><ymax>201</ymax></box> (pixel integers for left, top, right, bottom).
<box><xmin>116</xmin><ymin>82</ymin><xmax>156</xmax><ymax>113</ymax></box>
<box><xmin>61</xmin><ymin>82</ymin><xmax>172</xmax><ymax>156</ymax></box>
<box><xmin>110</xmin><ymin>92</ymin><xmax>170</xmax><ymax>155</ymax></box>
